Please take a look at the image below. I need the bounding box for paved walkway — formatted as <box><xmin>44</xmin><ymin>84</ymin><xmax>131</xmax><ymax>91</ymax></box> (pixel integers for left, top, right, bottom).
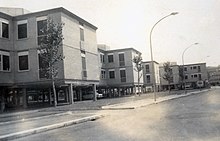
<box><xmin>0</xmin><ymin>89</ymin><xmax>208</xmax><ymax>119</ymax></box>
<box><xmin>102</xmin><ymin>89</ymin><xmax>210</xmax><ymax>109</ymax></box>
<box><xmin>0</xmin><ymin>88</ymin><xmax>211</xmax><ymax>140</ymax></box>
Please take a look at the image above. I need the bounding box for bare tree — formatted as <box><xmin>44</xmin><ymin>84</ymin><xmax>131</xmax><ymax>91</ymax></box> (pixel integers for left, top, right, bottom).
<box><xmin>133</xmin><ymin>54</ymin><xmax>143</xmax><ymax>95</ymax></box>
<box><xmin>163</xmin><ymin>62</ymin><xmax>173</xmax><ymax>92</ymax></box>
<box><xmin>38</xmin><ymin>18</ymin><xmax>64</xmax><ymax>107</ymax></box>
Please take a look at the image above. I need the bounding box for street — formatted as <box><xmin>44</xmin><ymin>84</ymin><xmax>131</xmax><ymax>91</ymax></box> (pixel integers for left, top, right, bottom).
<box><xmin>13</xmin><ymin>87</ymin><xmax>220</xmax><ymax>141</ymax></box>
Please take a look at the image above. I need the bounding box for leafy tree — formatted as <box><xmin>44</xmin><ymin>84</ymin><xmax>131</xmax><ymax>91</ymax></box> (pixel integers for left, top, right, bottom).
<box><xmin>38</xmin><ymin>18</ymin><xmax>64</xmax><ymax>107</ymax></box>
<box><xmin>162</xmin><ymin>62</ymin><xmax>173</xmax><ymax>92</ymax></box>
<box><xmin>133</xmin><ymin>54</ymin><xmax>143</xmax><ymax>95</ymax></box>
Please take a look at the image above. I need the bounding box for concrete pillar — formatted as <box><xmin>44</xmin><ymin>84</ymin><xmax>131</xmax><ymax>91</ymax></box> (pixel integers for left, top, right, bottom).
<box><xmin>0</xmin><ymin>89</ymin><xmax>5</xmax><ymax>113</ymax></box>
<box><xmin>65</xmin><ymin>87</ymin><xmax>68</xmax><ymax>103</ymax></box>
<box><xmin>93</xmin><ymin>84</ymin><xmax>97</xmax><ymax>101</ymax></box>
<box><xmin>68</xmin><ymin>84</ymin><xmax>74</xmax><ymax>104</ymax></box>
<box><xmin>134</xmin><ymin>86</ymin><xmax>136</xmax><ymax>94</ymax></box>
<box><xmin>79</xmin><ymin>89</ymin><xmax>82</xmax><ymax>101</ymax></box>
<box><xmin>49</xmin><ymin>88</ymin><xmax>52</xmax><ymax>105</ymax></box>
<box><xmin>141</xmin><ymin>86</ymin><xmax>144</xmax><ymax>94</ymax></box>
<box><xmin>118</xmin><ymin>88</ymin><xmax>121</xmax><ymax>97</ymax></box>
<box><xmin>22</xmin><ymin>88</ymin><xmax>27</xmax><ymax>108</ymax></box>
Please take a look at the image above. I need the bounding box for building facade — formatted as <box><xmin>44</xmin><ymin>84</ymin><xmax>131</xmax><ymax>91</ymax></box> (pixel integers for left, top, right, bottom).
<box><xmin>207</xmin><ymin>66</ymin><xmax>220</xmax><ymax>86</ymax></box>
<box><xmin>142</xmin><ymin>61</ymin><xmax>160</xmax><ymax>92</ymax></box>
<box><xmin>182</xmin><ymin>63</ymin><xmax>208</xmax><ymax>88</ymax></box>
<box><xmin>98</xmin><ymin>45</ymin><xmax>143</xmax><ymax>97</ymax></box>
<box><xmin>159</xmin><ymin>65</ymin><xmax>180</xmax><ymax>90</ymax></box>
<box><xmin>0</xmin><ymin>7</ymin><xmax>99</xmax><ymax>111</ymax></box>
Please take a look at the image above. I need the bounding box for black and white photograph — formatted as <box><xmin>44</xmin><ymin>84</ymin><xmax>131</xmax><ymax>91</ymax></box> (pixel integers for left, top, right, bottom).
<box><xmin>0</xmin><ymin>0</ymin><xmax>219</xmax><ymax>140</ymax></box>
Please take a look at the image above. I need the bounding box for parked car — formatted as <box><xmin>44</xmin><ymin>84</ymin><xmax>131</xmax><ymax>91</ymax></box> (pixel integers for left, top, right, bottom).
<box><xmin>82</xmin><ymin>91</ymin><xmax>103</xmax><ymax>100</ymax></box>
<box><xmin>96</xmin><ymin>92</ymin><xmax>103</xmax><ymax>99</ymax></box>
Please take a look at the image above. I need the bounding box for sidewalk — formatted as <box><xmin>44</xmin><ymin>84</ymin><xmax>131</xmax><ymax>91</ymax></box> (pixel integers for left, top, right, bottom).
<box><xmin>102</xmin><ymin>89</ymin><xmax>210</xmax><ymax>109</ymax></box>
<box><xmin>0</xmin><ymin>89</ymin><xmax>210</xmax><ymax>140</ymax></box>
<box><xmin>0</xmin><ymin>88</ymin><xmax>208</xmax><ymax>119</ymax></box>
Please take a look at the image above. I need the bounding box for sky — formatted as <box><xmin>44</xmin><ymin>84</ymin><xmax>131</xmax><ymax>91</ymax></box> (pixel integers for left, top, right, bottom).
<box><xmin>0</xmin><ymin>0</ymin><xmax>219</xmax><ymax>66</ymax></box>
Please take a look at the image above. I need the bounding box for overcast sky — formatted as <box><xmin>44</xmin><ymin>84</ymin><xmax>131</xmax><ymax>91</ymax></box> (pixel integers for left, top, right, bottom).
<box><xmin>1</xmin><ymin>0</ymin><xmax>219</xmax><ymax>66</ymax></box>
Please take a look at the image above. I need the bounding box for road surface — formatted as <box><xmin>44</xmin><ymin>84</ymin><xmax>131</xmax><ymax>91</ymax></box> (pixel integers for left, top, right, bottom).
<box><xmin>14</xmin><ymin>87</ymin><xmax>220</xmax><ymax>141</ymax></box>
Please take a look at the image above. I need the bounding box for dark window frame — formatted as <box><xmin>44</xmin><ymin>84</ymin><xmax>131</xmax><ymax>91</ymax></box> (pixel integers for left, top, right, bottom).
<box><xmin>0</xmin><ymin>51</ymin><xmax>10</xmax><ymax>71</ymax></box>
<box><xmin>108</xmin><ymin>55</ymin><xmax>114</xmax><ymax>63</ymax></box>
<box><xmin>37</xmin><ymin>19</ymin><xmax>47</xmax><ymax>45</ymax></box>
<box><xmin>109</xmin><ymin>70</ymin><xmax>115</xmax><ymax>79</ymax></box>
<box><xmin>18</xmin><ymin>54</ymin><xmax>29</xmax><ymax>71</ymax></box>
<box><xmin>18</xmin><ymin>23</ymin><xmax>27</xmax><ymax>39</ymax></box>
<box><xmin>120</xmin><ymin>69</ymin><xmax>126</xmax><ymax>82</ymax></box>
<box><xmin>2</xmin><ymin>22</ymin><xmax>9</xmax><ymax>39</ymax></box>
<box><xmin>119</xmin><ymin>53</ymin><xmax>125</xmax><ymax>66</ymax></box>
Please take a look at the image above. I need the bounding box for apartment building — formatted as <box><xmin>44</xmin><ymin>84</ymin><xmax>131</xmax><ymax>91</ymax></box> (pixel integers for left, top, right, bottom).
<box><xmin>159</xmin><ymin>65</ymin><xmax>180</xmax><ymax>90</ymax></box>
<box><xmin>98</xmin><ymin>45</ymin><xmax>143</xmax><ymax>97</ymax></box>
<box><xmin>207</xmin><ymin>66</ymin><xmax>220</xmax><ymax>86</ymax></box>
<box><xmin>142</xmin><ymin>61</ymin><xmax>160</xmax><ymax>92</ymax></box>
<box><xmin>181</xmin><ymin>63</ymin><xmax>208</xmax><ymax>88</ymax></box>
<box><xmin>0</xmin><ymin>7</ymin><xmax>99</xmax><ymax>110</ymax></box>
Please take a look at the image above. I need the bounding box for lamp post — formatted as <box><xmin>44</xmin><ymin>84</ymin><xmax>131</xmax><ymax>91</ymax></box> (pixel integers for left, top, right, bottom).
<box><xmin>149</xmin><ymin>12</ymin><xmax>178</xmax><ymax>102</ymax></box>
<box><xmin>181</xmin><ymin>42</ymin><xmax>199</xmax><ymax>93</ymax></box>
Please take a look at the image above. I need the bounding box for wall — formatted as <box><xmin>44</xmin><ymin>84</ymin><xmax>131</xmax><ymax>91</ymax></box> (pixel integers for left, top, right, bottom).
<box><xmin>61</xmin><ymin>13</ymin><xmax>99</xmax><ymax>81</ymax></box>
<box><xmin>0</xmin><ymin>14</ymin><xmax>14</xmax><ymax>85</ymax></box>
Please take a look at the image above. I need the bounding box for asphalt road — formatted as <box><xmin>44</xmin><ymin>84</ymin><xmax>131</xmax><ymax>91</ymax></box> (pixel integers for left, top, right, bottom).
<box><xmin>13</xmin><ymin>87</ymin><xmax>220</xmax><ymax>141</ymax></box>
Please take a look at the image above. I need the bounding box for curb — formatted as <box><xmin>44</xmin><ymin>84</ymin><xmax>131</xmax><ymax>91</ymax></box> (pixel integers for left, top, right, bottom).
<box><xmin>0</xmin><ymin>114</ymin><xmax>105</xmax><ymax>141</ymax></box>
<box><xmin>0</xmin><ymin>111</ymin><xmax>73</xmax><ymax>126</ymax></box>
<box><xmin>0</xmin><ymin>110</ymin><xmax>39</xmax><ymax>118</ymax></box>
<box><xmin>101</xmin><ymin>89</ymin><xmax>210</xmax><ymax>110</ymax></box>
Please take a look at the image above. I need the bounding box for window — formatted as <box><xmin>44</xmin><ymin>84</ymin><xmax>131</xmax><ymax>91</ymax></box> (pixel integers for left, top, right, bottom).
<box><xmin>184</xmin><ymin>67</ymin><xmax>187</xmax><ymax>71</ymax></box>
<box><xmin>170</xmin><ymin>77</ymin><xmax>174</xmax><ymax>83</ymax></box>
<box><xmin>81</xmin><ymin>52</ymin><xmax>87</xmax><ymax>78</ymax></box>
<box><xmin>109</xmin><ymin>70</ymin><xmax>115</xmax><ymax>79</ymax></box>
<box><xmin>146</xmin><ymin>75</ymin><xmax>151</xmax><ymax>83</ymax></box>
<box><xmin>119</xmin><ymin>53</ymin><xmax>125</xmax><ymax>66</ymax></box>
<box><xmin>0</xmin><ymin>51</ymin><xmax>10</xmax><ymax>71</ymax></box>
<box><xmin>18</xmin><ymin>20</ymin><xmax>27</xmax><ymax>39</ymax></box>
<box><xmin>198</xmin><ymin>66</ymin><xmax>201</xmax><ymax>72</ymax></box>
<box><xmin>120</xmin><ymin>69</ymin><xmax>126</xmax><ymax>82</ymax></box>
<box><xmin>145</xmin><ymin>64</ymin><xmax>150</xmax><ymax>73</ymax></box>
<box><xmin>108</xmin><ymin>54</ymin><xmax>114</xmax><ymax>63</ymax></box>
<box><xmin>185</xmin><ymin>75</ymin><xmax>188</xmax><ymax>80</ymax></box>
<box><xmin>37</xmin><ymin>17</ymin><xmax>47</xmax><ymax>45</ymax></box>
<box><xmin>18</xmin><ymin>51</ymin><xmax>29</xmax><ymax>71</ymax></box>
<box><xmin>194</xmin><ymin>74</ymin><xmax>198</xmax><ymax>78</ymax></box>
<box><xmin>0</xmin><ymin>18</ymin><xmax>9</xmax><ymax>39</ymax></box>
<box><xmin>199</xmin><ymin>74</ymin><xmax>202</xmax><ymax>80</ymax></box>
<box><xmin>79</xmin><ymin>22</ymin><xmax>84</xmax><ymax>41</ymax></box>
<box><xmin>101</xmin><ymin>70</ymin><xmax>106</xmax><ymax>79</ymax></box>
<box><xmin>193</xmin><ymin>66</ymin><xmax>197</xmax><ymax>69</ymax></box>
<box><xmin>100</xmin><ymin>53</ymin><xmax>105</xmax><ymax>63</ymax></box>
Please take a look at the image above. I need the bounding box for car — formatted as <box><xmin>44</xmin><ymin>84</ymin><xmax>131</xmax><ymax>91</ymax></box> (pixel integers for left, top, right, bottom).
<box><xmin>82</xmin><ymin>91</ymin><xmax>103</xmax><ymax>100</ymax></box>
<box><xmin>96</xmin><ymin>92</ymin><xmax>103</xmax><ymax>99</ymax></box>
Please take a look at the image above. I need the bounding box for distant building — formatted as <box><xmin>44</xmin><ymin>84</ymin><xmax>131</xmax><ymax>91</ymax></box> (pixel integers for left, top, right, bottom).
<box><xmin>159</xmin><ymin>64</ymin><xmax>180</xmax><ymax>90</ymax></box>
<box><xmin>207</xmin><ymin>66</ymin><xmax>220</xmax><ymax>86</ymax></box>
<box><xmin>142</xmin><ymin>61</ymin><xmax>160</xmax><ymax>92</ymax></box>
<box><xmin>98</xmin><ymin>45</ymin><xmax>143</xmax><ymax>97</ymax></box>
<box><xmin>181</xmin><ymin>63</ymin><xmax>208</xmax><ymax>88</ymax></box>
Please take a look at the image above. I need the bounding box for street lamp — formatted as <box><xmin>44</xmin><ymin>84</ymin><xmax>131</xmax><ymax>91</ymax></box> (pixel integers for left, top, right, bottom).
<box><xmin>181</xmin><ymin>42</ymin><xmax>199</xmax><ymax>93</ymax></box>
<box><xmin>149</xmin><ymin>12</ymin><xmax>178</xmax><ymax>102</ymax></box>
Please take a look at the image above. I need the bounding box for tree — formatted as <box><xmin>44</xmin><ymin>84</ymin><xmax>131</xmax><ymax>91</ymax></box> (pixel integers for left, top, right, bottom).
<box><xmin>133</xmin><ymin>54</ymin><xmax>143</xmax><ymax>95</ymax></box>
<box><xmin>162</xmin><ymin>62</ymin><xmax>173</xmax><ymax>92</ymax></box>
<box><xmin>38</xmin><ymin>18</ymin><xmax>64</xmax><ymax>107</ymax></box>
